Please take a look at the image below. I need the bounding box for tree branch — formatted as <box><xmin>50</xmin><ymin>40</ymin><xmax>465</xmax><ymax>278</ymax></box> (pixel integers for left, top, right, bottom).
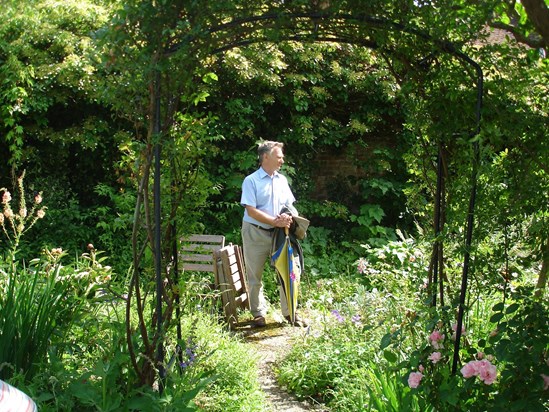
<box><xmin>521</xmin><ymin>0</ymin><xmax>549</xmax><ymax>49</ymax></box>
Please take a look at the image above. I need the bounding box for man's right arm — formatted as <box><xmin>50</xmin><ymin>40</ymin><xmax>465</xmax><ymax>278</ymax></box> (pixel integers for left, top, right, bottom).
<box><xmin>245</xmin><ymin>205</ymin><xmax>291</xmax><ymax>228</ymax></box>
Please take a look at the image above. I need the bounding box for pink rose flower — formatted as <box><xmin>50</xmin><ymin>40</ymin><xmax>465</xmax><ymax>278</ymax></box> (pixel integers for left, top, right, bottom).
<box><xmin>461</xmin><ymin>359</ymin><xmax>497</xmax><ymax>385</ymax></box>
<box><xmin>429</xmin><ymin>330</ymin><xmax>444</xmax><ymax>349</ymax></box>
<box><xmin>478</xmin><ymin>360</ymin><xmax>497</xmax><ymax>385</ymax></box>
<box><xmin>408</xmin><ymin>371</ymin><xmax>423</xmax><ymax>388</ymax></box>
<box><xmin>428</xmin><ymin>352</ymin><xmax>442</xmax><ymax>364</ymax></box>
<box><xmin>460</xmin><ymin>361</ymin><xmax>479</xmax><ymax>378</ymax></box>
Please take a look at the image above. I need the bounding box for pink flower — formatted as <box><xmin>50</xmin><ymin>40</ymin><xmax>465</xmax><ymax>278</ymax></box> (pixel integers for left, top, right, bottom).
<box><xmin>476</xmin><ymin>352</ymin><xmax>484</xmax><ymax>360</ymax></box>
<box><xmin>2</xmin><ymin>191</ymin><xmax>11</xmax><ymax>204</ymax></box>
<box><xmin>37</xmin><ymin>208</ymin><xmax>46</xmax><ymax>219</ymax></box>
<box><xmin>461</xmin><ymin>359</ymin><xmax>497</xmax><ymax>385</ymax></box>
<box><xmin>541</xmin><ymin>374</ymin><xmax>549</xmax><ymax>390</ymax></box>
<box><xmin>418</xmin><ymin>364</ymin><xmax>425</xmax><ymax>372</ymax></box>
<box><xmin>452</xmin><ymin>323</ymin><xmax>466</xmax><ymax>340</ymax></box>
<box><xmin>408</xmin><ymin>371</ymin><xmax>423</xmax><ymax>388</ymax></box>
<box><xmin>460</xmin><ymin>361</ymin><xmax>479</xmax><ymax>378</ymax></box>
<box><xmin>478</xmin><ymin>360</ymin><xmax>497</xmax><ymax>385</ymax></box>
<box><xmin>357</xmin><ymin>258</ymin><xmax>368</xmax><ymax>274</ymax></box>
<box><xmin>34</xmin><ymin>193</ymin><xmax>42</xmax><ymax>204</ymax></box>
<box><xmin>428</xmin><ymin>352</ymin><xmax>442</xmax><ymax>364</ymax></box>
<box><xmin>429</xmin><ymin>330</ymin><xmax>444</xmax><ymax>349</ymax></box>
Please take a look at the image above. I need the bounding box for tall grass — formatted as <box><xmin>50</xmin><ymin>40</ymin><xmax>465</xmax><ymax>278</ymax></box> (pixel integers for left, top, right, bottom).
<box><xmin>0</xmin><ymin>257</ymin><xmax>78</xmax><ymax>381</ymax></box>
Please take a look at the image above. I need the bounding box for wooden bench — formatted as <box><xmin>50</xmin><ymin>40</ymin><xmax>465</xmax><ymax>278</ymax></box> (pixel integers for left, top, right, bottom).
<box><xmin>213</xmin><ymin>244</ymin><xmax>249</xmax><ymax>329</ymax></box>
<box><xmin>179</xmin><ymin>235</ymin><xmax>249</xmax><ymax>328</ymax></box>
<box><xmin>180</xmin><ymin>234</ymin><xmax>226</xmax><ymax>273</ymax></box>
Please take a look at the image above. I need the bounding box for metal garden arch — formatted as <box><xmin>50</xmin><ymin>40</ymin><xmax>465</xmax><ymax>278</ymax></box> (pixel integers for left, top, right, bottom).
<box><xmin>152</xmin><ymin>9</ymin><xmax>483</xmax><ymax>383</ymax></box>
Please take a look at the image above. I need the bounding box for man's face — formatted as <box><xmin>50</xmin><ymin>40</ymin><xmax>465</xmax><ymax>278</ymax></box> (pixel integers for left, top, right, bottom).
<box><xmin>264</xmin><ymin>147</ymin><xmax>285</xmax><ymax>172</ymax></box>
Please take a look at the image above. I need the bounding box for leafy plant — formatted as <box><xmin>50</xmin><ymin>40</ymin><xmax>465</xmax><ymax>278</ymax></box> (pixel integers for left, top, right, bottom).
<box><xmin>0</xmin><ymin>249</ymin><xmax>80</xmax><ymax>381</ymax></box>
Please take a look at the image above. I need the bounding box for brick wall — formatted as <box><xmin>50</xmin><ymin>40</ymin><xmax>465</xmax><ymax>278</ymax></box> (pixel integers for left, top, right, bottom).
<box><xmin>311</xmin><ymin>135</ymin><xmax>396</xmax><ymax>200</ymax></box>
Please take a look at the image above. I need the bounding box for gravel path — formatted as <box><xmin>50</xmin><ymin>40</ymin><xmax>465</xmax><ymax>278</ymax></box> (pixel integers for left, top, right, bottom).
<box><xmin>239</xmin><ymin>316</ymin><xmax>329</xmax><ymax>412</ymax></box>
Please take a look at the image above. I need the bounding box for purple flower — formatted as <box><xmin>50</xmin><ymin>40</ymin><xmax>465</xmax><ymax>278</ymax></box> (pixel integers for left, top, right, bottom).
<box><xmin>331</xmin><ymin>309</ymin><xmax>345</xmax><ymax>322</ymax></box>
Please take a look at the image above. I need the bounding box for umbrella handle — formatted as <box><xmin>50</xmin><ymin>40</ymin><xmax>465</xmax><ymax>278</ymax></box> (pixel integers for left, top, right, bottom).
<box><xmin>284</xmin><ymin>226</ymin><xmax>289</xmax><ymax>235</ymax></box>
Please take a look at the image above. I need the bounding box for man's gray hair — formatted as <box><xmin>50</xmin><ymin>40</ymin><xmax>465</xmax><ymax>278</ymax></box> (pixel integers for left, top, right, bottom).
<box><xmin>257</xmin><ymin>141</ymin><xmax>284</xmax><ymax>164</ymax></box>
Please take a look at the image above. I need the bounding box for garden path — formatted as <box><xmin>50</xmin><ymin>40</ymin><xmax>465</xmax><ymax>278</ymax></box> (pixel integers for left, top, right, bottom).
<box><xmin>239</xmin><ymin>315</ymin><xmax>329</xmax><ymax>412</ymax></box>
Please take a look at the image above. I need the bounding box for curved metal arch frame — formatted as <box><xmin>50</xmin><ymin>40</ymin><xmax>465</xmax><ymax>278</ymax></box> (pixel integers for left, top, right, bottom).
<box><xmin>153</xmin><ymin>11</ymin><xmax>483</xmax><ymax>380</ymax></box>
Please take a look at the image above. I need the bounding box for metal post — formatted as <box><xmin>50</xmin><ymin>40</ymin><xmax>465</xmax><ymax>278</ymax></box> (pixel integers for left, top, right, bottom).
<box><xmin>153</xmin><ymin>70</ymin><xmax>165</xmax><ymax>389</ymax></box>
<box><xmin>432</xmin><ymin>144</ymin><xmax>444</xmax><ymax>307</ymax></box>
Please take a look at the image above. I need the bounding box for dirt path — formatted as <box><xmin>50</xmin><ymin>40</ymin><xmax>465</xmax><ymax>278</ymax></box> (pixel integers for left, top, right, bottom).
<box><xmin>238</xmin><ymin>317</ymin><xmax>329</xmax><ymax>412</ymax></box>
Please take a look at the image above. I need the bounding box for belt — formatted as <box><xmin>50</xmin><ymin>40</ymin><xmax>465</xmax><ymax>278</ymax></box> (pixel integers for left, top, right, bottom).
<box><xmin>250</xmin><ymin>223</ymin><xmax>275</xmax><ymax>232</ymax></box>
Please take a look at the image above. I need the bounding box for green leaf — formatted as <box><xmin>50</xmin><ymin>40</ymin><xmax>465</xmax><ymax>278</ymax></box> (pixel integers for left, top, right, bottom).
<box><xmin>380</xmin><ymin>333</ymin><xmax>392</xmax><ymax>350</ymax></box>
<box><xmin>505</xmin><ymin>303</ymin><xmax>520</xmax><ymax>314</ymax></box>
<box><xmin>383</xmin><ymin>349</ymin><xmax>397</xmax><ymax>363</ymax></box>
<box><xmin>492</xmin><ymin>302</ymin><xmax>505</xmax><ymax>312</ymax></box>
<box><xmin>490</xmin><ymin>312</ymin><xmax>504</xmax><ymax>323</ymax></box>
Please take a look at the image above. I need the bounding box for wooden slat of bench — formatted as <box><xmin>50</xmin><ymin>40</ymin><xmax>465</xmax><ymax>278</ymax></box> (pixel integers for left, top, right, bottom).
<box><xmin>180</xmin><ymin>254</ymin><xmax>214</xmax><ymax>262</ymax></box>
<box><xmin>180</xmin><ymin>234</ymin><xmax>225</xmax><ymax>273</ymax></box>
<box><xmin>235</xmin><ymin>292</ymin><xmax>248</xmax><ymax>305</ymax></box>
<box><xmin>182</xmin><ymin>234</ymin><xmax>226</xmax><ymax>243</ymax></box>
<box><xmin>233</xmin><ymin>277</ymin><xmax>242</xmax><ymax>293</ymax></box>
<box><xmin>231</xmin><ymin>272</ymin><xmax>240</xmax><ymax>284</ymax></box>
<box><xmin>181</xmin><ymin>244</ymin><xmax>222</xmax><ymax>252</ymax></box>
<box><xmin>183</xmin><ymin>263</ymin><xmax>216</xmax><ymax>272</ymax></box>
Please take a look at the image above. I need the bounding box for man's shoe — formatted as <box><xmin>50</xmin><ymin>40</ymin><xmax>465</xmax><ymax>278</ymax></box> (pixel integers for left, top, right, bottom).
<box><xmin>252</xmin><ymin>316</ymin><xmax>266</xmax><ymax>327</ymax></box>
<box><xmin>284</xmin><ymin>314</ymin><xmax>308</xmax><ymax>327</ymax></box>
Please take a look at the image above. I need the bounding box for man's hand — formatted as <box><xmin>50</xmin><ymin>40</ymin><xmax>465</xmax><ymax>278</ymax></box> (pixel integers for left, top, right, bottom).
<box><xmin>274</xmin><ymin>213</ymin><xmax>292</xmax><ymax>228</ymax></box>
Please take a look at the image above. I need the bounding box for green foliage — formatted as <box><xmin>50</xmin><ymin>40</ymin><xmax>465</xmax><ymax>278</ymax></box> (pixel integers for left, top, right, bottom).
<box><xmin>486</xmin><ymin>288</ymin><xmax>549</xmax><ymax>410</ymax></box>
<box><xmin>14</xmin><ymin>176</ymin><xmax>112</xmax><ymax>266</ymax></box>
<box><xmin>377</xmin><ymin>265</ymin><xmax>549</xmax><ymax>411</ymax></box>
<box><xmin>92</xmin><ymin>183</ymin><xmax>135</xmax><ymax>272</ymax></box>
<box><xmin>0</xmin><ymin>0</ymin><xmax>115</xmax><ymax>166</ymax></box>
<box><xmin>354</xmin><ymin>232</ymin><xmax>428</xmax><ymax>293</ymax></box>
<box><xmin>277</xmin><ymin>276</ymin><xmax>407</xmax><ymax>407</ymax></box>
<box><xmin>0</xmin><ymin>252</ymin><xmax>80</xmax><ymax>381</ymax></box>
<box><xmin>278</xmin><ymin>234</ymin><xmax>548</xmax><ymax>410</ymax></box>
<box><xmin>170</xmin><ymin>315</ymin><xmax>267</xmax><ymax>412</ymax></box>
<box><xmin>0</xmin><ymin>171</ymin><xmax>47</xmax><ymax>257</ymax></box>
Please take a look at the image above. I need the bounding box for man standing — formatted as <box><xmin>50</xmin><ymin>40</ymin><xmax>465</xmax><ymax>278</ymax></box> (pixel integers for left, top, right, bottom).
<box><xmin>241</xmin><ymin>141</ymin><xmax>307</xmax><ymax>327</ymax></box>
